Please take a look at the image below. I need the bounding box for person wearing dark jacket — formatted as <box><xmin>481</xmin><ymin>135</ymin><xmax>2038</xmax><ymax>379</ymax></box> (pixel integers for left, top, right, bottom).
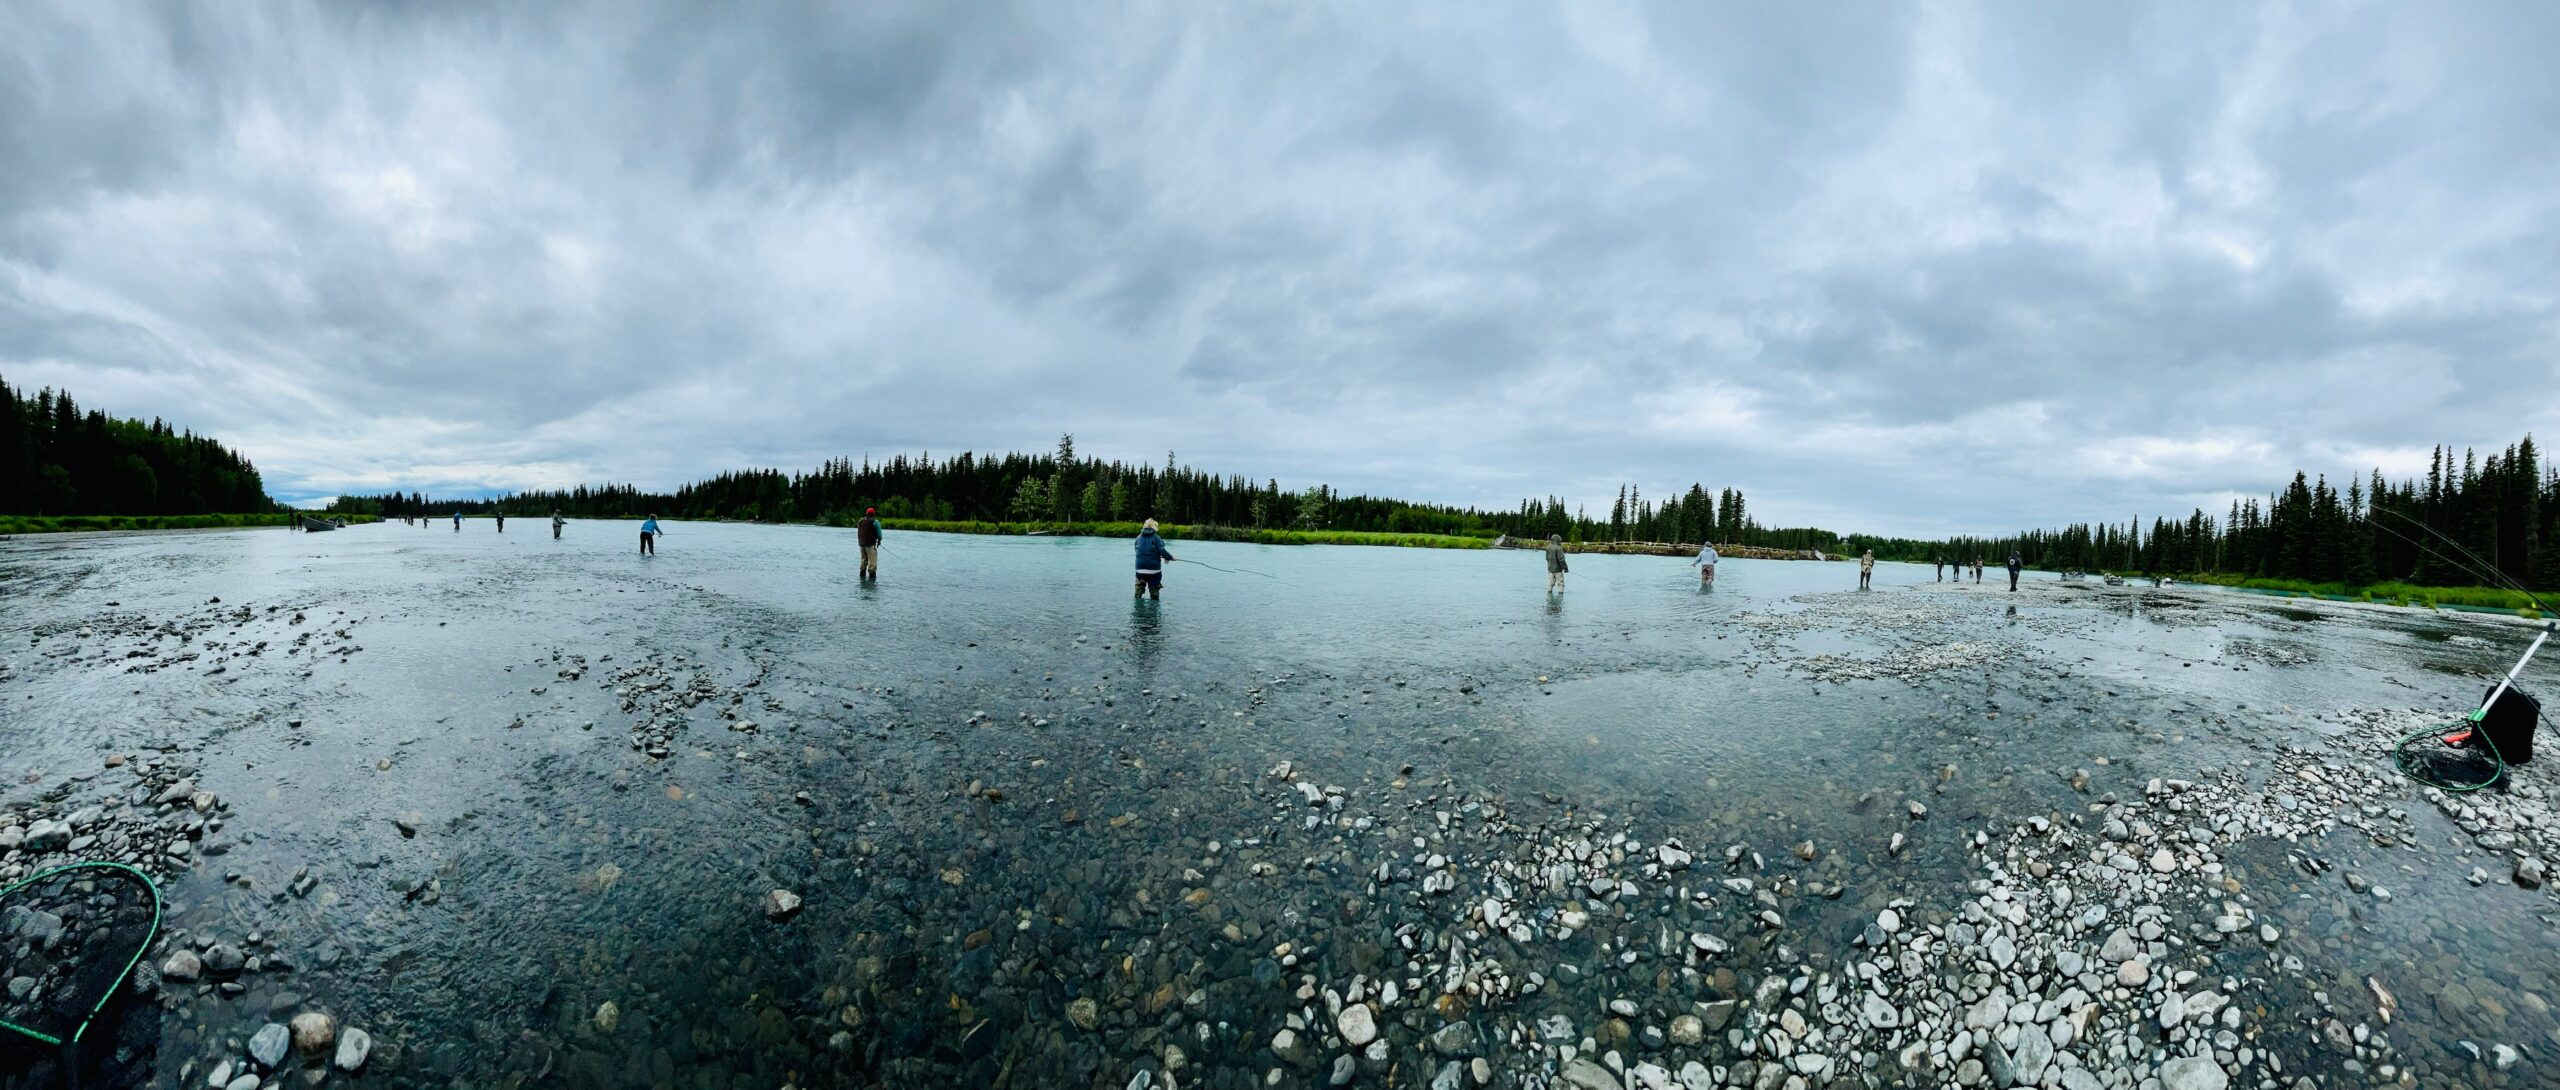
<box><xmin>856</xmin><ymin>508</ymin><xmax>884</xmax><ymax>580</ymax></box>
<box><xmin>2007</xmin><ymin>552</ymin><xmax>2024</xmax><ymax>591</ymax></box>
<box><xmin>1134</xmin><ymin>519</ymin><xmax>1175</xmax><ymax>599</ymax></box>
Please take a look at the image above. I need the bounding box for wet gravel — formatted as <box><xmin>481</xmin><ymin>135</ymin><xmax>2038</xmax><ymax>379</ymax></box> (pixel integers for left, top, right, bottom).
<box><xmin>2</xmin><ymin>526</ymin><xmax>2556</xmax><ymax>1089</ymax></box>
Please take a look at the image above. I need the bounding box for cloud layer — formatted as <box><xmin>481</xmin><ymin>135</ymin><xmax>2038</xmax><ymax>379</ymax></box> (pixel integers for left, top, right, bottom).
<box><xmin>5</xmin><ymin>2</ymin><xmax>2555</xmax><ymax>533</ymax></box>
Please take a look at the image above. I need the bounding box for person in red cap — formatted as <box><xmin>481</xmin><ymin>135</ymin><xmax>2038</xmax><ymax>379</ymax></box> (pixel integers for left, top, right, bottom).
<box><xmin>856</xmin><ymin>507</ymin><xmax>884</xmax><ymax>580</ymax></box>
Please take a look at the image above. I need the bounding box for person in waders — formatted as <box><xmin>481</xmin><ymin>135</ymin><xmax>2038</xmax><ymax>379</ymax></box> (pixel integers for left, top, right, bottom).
<box><xmin>551</xmin><ymin>510</ymin><xmax>565</xmax><ymax>539</ymax></box>
<box><xmin>1134</xmin><ymin>519</ymin><xmax>1175</xmax><ymax>599</ymax></box>
<box><xmin>1545</xmin><ymin>534</ymin><xmax>1569</xmax><ymax>592</ymax></box>
<box><xmin>495</xmin><ymin>510</ymin><xmax>505</xmax><ymax>533</ymax></box>
<box><xmin>1934</xmin><ymin>556</ymin><xmax>1944</xmax><ymax>582</ymax></box>
<box><xmin>1859</xmin><ymin>549</ymin><xmax>1875</xmax><ymax>590</ymax></box>
<box><xmin>856</xmin><ymin>508</ymin><xmax>883</xmax><ymax>580</ymax></box>
<box><xmin>1972</xmin><ymin>556</ymin><xmax>1983</xmax><ymax>583</ymax></box>
<box><xmin>2007</xmin><ymin>552</ymin><xmax>2023</xmax><ymax>591</ymax></box>
<box><xmin>640</xmin><ymin>514</ymin><xmax>663</xmax><ymax>556</ymax></box>
<box><xmin>1692</xmin><ymin>541</ymin><xmax>1718</xmax><ymax>586</ymax></box>
<box><xmin>452</xmin><ymin>511</ymin><xmax>462</xmax><ymax>532</ymax></box>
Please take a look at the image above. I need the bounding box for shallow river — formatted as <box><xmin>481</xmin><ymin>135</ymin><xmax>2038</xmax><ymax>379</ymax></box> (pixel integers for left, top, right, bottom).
<box><xmin>2</xmin><ymin>523</ymin><xmax>2555</xmax><ymax>1090</ymax></box>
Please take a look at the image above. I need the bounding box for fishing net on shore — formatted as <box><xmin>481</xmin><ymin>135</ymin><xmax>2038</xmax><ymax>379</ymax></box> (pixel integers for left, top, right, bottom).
<box><xmin>0</xmin><ymin>863</ymin><xmax>162</xmax><ymax>1048</ymax></box>
<box><xmin>2395</xmin><ymin>684</ymin><xmax>2540</xmax><ymax>793</ymax></box>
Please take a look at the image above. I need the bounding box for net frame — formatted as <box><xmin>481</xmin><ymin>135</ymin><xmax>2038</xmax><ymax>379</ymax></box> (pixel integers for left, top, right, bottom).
<box><xmin>0</xmin><ymin>861</ymin><xmax>164</xmax><ymax>1048</ymax></box>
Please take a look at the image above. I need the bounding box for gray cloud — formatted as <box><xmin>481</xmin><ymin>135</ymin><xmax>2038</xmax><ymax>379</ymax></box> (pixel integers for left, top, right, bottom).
<box><xmin>3</xmin><ymin>0</ymin><xmax>2555</xmax><ymax>535</ymax></box>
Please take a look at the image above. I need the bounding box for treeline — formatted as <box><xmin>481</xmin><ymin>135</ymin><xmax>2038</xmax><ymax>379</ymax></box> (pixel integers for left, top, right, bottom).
<box><xmin>1862</xmin><ymin>437</ymin><xmax>2558</xmax><ymax>590</ymax></box>
<box><xmin>330</xmin><ymin>435</ymin><xmax>1820</xmax><ymax>546</ymax></box>
<box><xmin>0</xmin><ymin>376</ymin><xmax>274</xmax><ymax>516</ymax></box>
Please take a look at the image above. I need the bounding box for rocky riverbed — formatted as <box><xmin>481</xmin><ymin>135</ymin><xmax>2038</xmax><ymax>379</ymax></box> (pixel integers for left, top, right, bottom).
<box><xmin>2</xmin><ymin>525</ymin><xmax>2555</xmax><ymax>1088</ymax></box>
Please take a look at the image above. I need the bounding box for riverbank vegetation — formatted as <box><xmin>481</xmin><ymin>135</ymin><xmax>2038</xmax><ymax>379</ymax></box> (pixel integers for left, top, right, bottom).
<box><xmin>859</xmin><ymin>517</ymin><xmax>1494</xmax><ymax>549</ymax></box>
<box><xmin>1859</xmin><ymin>435</ymin><xmax>2554</xmax><ymax>606</ymax></box>
<box><xmin>0</xmin><ymin>375</ymin><xmax>276</xmax><ymax>516</ymax></box>
<box><xmin>0</xmin><ymin>513</ymin><xmax>364</xmax><ymax>535</ymax></box>
<box><xmin>329</xmin><ymin>434</ymin><xmax>1833</xmax><ymax>550</ymax></box>
<box><xmin>2169</xmin><ymin>572</ymin><xmax>2541</xmax><ymax>613</ymax></box>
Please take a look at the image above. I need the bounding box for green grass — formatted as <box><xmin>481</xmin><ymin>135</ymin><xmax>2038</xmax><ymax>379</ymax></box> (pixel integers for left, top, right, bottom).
<box><xmin>2160</xmin><ymin>570</ymin><xmax>2542</xmax><ymax>614</ymax></box>
<box><xmin>0</xmin><ymin>513</ymin><xmax>376</xmax><ymax>535</ymax></box>
<box><xmin>864</xmin><ymin>517</ymin><xmax>1494</xmax><ymax>549</ymax></box>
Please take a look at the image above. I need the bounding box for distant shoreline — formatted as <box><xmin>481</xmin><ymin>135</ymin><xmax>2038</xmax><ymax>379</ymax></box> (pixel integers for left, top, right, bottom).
<box><xmin>0</xmin><ymin>513</ymin><xmax>380</xmax><ymax>536</ymax></box>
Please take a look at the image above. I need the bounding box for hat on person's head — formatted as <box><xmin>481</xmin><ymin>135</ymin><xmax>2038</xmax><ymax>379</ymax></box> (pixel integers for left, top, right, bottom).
<box><xmin>866</xmin><ymin>507</ymin><xmax>875</xmax><ymax>515</ymax></box>
<box><xmin>1548</xmin><ymin>533</ymin><xmax>1562</xmax><ymax>543</ymax></box>
<box><xmin>1144</xmin><ymin>518</ymin><xmax>1159</xmax><ymax>531</ymax></box>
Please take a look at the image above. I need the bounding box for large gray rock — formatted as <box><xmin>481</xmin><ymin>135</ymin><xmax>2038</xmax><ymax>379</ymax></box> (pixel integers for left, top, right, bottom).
<box><xmin>2008</xmin><ymin>1026</ymin><xmax>2053</xmax><ymax>1085</ymax></box>
<box><xmin>1561</xmin><ymin>1058</ymin><xmax>1621</xmax><ymax>1090</ymax></box>
<box><xmin>334</xmin><ymin>1026</ymin><xmax>373</xmax><ymax>1072</ymax></box>
<box><xmin>1863</xmin><ymin>992</ymin><xmax>1899</xmax><ymax>1028</ymax></box>
<box><xmin>2158</xmin><ymin>990</ymin><xmax>2186</xmax><ymax>1029</ymax></box>
<box><xmin>1336</xmin><ymin>1004</ymin><xmax>1377</xmax><ymax>1047</ymax></box>
<box><xmin>247</xmin><ymin>1023</ymin><xmax>290</xmax><ymax>1069</ymax></box>
<box><xmin>2158</xmin><ymin>1056</ymin><xmax>2229</xmax><ymax>1090</ymax></box>
<box><xmin>159</xmin><ymin>950</ymin><xmax>202</xmax><ymax>983</ymax></box>
<box><xmin>1428</xmin><ymin>1020</ymin><xmax>1477</xmax><ymax>1056</ymax></box>
<box><xmin>22</xmin><ymin>819</ymin><xmax>71</xmax><ymax>852</ymax></box>
<box><xmin>2100</xmin><ymin>928</ymin><xmax>2140</xmax><ymax>962</ymax></box>
<box><xmin>5</xmin><ymin>906</ymin><xmax>63</xmax><ymax>946</ymax></box>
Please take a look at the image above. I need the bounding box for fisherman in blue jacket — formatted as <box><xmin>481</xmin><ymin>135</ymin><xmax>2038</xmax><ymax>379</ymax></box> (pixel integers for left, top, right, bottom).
<box><xmin>1134</xmin><ymin>519</ymin><xmax>1176</xmax><ymax>600</ymax></box>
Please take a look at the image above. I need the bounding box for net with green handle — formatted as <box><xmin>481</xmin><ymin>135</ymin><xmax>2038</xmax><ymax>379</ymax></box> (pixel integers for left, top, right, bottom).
<box><xmin>0</xmin><ymin>862</ymin><xmax>163</xmax><ymax>1048</ymax></box>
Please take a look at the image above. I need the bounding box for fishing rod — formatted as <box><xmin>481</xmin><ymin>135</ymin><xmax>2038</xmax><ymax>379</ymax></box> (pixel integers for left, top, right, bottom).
<box><xmin>2362</xmin><ymin>506</ymin><xmax>2553</xmax><ymax>790</ymax></box>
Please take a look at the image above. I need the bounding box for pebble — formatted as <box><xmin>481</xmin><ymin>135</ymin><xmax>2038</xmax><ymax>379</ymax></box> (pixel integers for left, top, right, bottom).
<box><xmin>763</xmin><ymin>889</ymin><xmax>803</xmax><ymax>921</ymax></box>
<box><xmin>290</xmin><ymin>1009</ymin><xmax>335</xmax><ymax>1055</ymax></box>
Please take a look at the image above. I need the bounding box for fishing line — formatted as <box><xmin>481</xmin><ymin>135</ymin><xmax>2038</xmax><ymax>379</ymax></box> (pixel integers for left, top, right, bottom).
<box><xmin>2373</xmin><ymin>507</ymin><xmax>2545</xmax><ymax>609</ymax></box>
<box><xmin>1174</xmin><ymin>558</ymin><xmax>1278</xmax><ymax>579</ymax></box>
<box><xmin>2355</xmin><ymin>519</ymin><xmax>2498</xmax><ymax>596</ymax></box>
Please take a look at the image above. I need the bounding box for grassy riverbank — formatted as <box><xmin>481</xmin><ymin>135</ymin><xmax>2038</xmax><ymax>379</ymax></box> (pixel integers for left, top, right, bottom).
<box><xmin>0</xmin><ymin>513</ymin><xmax>373</xmax><ymax>535</ymax></box>
<box><xmin>2170</xmin><ymin>571</ymin><xmax>2543</xmax><ymax>613</ymax></box>
<box><xmin>862</xmin><ymin>517</ymin><xmax>1495</xmax><ymax>550</ymax></box>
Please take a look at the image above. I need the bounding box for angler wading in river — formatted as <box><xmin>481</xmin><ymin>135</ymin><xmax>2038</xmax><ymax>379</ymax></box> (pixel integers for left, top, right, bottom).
<box><xmin>857</xmin><ymin>508</ymin><xmax>883</xmax><ymax>580</ymax></box>
<box><xmin>1134</xmin><ymin>519</ymin><xmax>1175</xmax><ymax>599</ymax></box>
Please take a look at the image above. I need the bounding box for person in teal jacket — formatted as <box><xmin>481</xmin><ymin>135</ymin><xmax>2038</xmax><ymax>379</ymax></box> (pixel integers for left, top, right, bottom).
<box><xmin>640</xmin><ymin>514</ymin><xmax>664</xmax><ymax>556</ymax></box>
<box><xmin>1134</xmin><ymin>520</ymin><xmax>1176</xmax><ymax>599</ymax></box>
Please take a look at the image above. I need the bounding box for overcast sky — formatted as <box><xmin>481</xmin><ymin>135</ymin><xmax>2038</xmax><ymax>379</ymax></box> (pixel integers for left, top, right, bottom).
<box><xmin>5</xmin><ymin>3</ymin><xmax>2555</xmax><ymax>534</ymax></box>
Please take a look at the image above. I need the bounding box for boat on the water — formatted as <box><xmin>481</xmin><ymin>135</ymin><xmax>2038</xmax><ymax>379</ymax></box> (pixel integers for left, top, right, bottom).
<box><xmin>301</xmin><ymin>517</ymin><xmax>342</xmax><ymax>532</ymax></box>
